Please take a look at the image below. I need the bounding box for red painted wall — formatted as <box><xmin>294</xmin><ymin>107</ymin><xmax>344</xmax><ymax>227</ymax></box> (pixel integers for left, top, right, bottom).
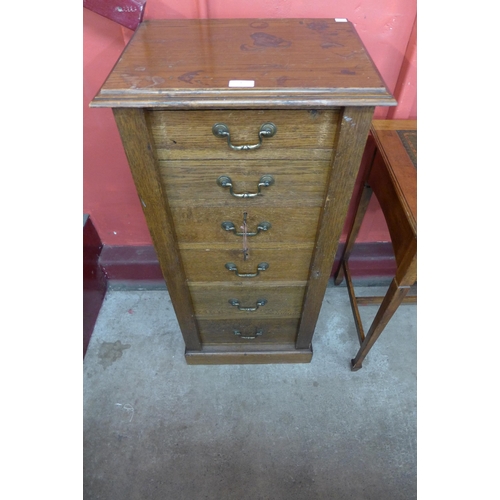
<box><xmin>84</xmin><ymin>1</ymin><xmax>417</xmax><ymax>246</ymax></box>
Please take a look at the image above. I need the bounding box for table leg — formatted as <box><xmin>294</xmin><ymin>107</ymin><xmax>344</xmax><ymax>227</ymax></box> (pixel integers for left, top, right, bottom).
<box><xmin>350</xmin><ymin>277</ymin><xmax>410</xmax><ymax>371</ymax></box>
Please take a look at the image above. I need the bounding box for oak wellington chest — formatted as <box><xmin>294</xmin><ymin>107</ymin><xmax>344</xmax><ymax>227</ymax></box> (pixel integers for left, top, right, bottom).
<box><xmin>90</xmin><ymin>18</ymin><xmax>396</xmax><ymax>364</ymax></box>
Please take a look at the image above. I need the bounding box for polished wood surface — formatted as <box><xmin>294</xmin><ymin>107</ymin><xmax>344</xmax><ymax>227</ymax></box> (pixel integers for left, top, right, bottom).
<box><xmin>334</xmin><ymin>119</ymin><xmax>416</xmax><ymax>370</ymax></box>
<box><xmin>91</xmin><ymin>19</ymin><xmax>395</xmax><ymax>109</ymax></box>
<box><xmin>92</xmin><ymin>19</ymin><xmax>396</xmax><ymax>364</ymax></box>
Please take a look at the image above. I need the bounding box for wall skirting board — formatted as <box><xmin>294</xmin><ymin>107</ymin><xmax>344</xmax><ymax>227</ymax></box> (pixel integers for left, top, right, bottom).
<box><xmin>83</xmin><ymin>240</ymin><xmax>397</xmax><ymax>352</ymax></box>
<box><xmin>332</xmin><ymin>242</ymin><xmax>397</xmax><ymax>284</ymax></box>
<box><xmin>99</xmin><ymin>242</ymin><xmax>397</xmax><ymax>287</ymax></box>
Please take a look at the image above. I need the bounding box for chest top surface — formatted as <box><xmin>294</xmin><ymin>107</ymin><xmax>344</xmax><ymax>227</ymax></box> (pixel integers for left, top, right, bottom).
<box><xmin>91</xmin><ymin>18</ymin><xmax>396</xmax><ymax>109</ymax></box>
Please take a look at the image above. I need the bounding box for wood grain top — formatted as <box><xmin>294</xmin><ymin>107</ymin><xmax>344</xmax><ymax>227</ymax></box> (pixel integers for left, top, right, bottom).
<box><xmin>91</xmin><ymin>18</ymin><xmax>396</xmax><ymax>109</ymax></box>
<box><xmin>371</xmin><ymin>120</ymin><xmax>417</xmax><ymax>230</ymax></box>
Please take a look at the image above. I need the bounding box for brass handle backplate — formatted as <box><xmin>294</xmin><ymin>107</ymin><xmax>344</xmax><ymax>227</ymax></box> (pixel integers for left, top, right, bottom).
<box><xmin>233</xmin><ymin>329</ymin><xmax>264</xmax><ymax>340</ymax></box>
<box><xmin>221</xmin><ymin>221</ymin><xmax>271</xmax><ymax>237</ymax></box>
<box><xmin>216</xmin><ymin>175</ymin><xmax>275</xmax><ymax>198</ymax></box>
<box><xmin>212</xmin><ymin>122</ymin><xmax>277</xmax><ymax>151</ymax></box>
<box><xmin>228</xmin><ymin>298</ymin><xmax>267</xmax><ymax>312</ymax></box>
<box><xmin>225</xmin><ymin>262</ymin><xmax>269</xmax><ymax>278</ymax></box>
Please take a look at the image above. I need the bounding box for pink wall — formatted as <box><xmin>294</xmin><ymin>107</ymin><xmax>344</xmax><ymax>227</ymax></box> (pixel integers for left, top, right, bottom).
<box><xmin>84</xmin><ymin>1</ymin><xmax>417</xmax><ymax>246</ymax></box>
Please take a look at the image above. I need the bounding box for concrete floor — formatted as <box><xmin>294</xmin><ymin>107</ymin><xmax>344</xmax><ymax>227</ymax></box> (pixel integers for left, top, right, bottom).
<box><xmin>83</xmin><ymin>280</ymin><xmax>417</xmax><ymax>500</ymax></box>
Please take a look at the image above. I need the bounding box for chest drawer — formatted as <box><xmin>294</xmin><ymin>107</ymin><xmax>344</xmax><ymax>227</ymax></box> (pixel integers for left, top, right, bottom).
<box><xmin>180</xmin><ymin>244</ymin><xmax>313</xmax><ymax>283</ymax></box>
<box><xmin>159</xmin><ymin>160</ymin><xmax>331</xmax><ymax>208</ymax></box>
<box><xmin>171</xmin><ymin>206</ymin><xmax>321</xmax><ymax>244</ymax></box>
<box><xmin>147</xmin><ymin>109</ymin><xmax>341</xmax><ymax>161</ymax></box>
<box><xmin>189</xmin><ymin>283</ymin><xmax>305</xmax><ymax>320</ymax></box>
<box><xmin>198</xmin><ymin>318</ymin><xmax>299</xmax><ymax>346</ymax></box>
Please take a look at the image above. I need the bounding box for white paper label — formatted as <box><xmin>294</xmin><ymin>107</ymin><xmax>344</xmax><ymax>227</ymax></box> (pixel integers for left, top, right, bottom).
<box><xmin>228</xmin><ymin>80</ymin><xmax>255</xmax><ymax>88</ymax></box>
<box><xmin>335</xmin><ymin>18</ymin><xmax>348</xmax><ymax>22</ymax></box>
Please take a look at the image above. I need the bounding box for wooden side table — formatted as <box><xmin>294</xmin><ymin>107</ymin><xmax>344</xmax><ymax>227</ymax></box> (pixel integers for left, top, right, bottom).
<box><xmin>334</xmin><ymin>120</ymin><xmax>416</xmax><ymax>371</ymax></box>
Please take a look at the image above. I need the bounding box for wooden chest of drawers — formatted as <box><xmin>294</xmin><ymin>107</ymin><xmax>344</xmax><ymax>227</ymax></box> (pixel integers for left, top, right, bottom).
<box><xmin>91</xmin><ymin>18</ymin><xmax>395</xmax><ymax>364</ymax></box>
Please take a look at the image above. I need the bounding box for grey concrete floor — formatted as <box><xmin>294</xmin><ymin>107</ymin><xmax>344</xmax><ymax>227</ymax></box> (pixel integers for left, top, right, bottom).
<box><xmin>83</xmin><ymin>280</ymin><xmax>417</xmax><ymax>500</ymax></box>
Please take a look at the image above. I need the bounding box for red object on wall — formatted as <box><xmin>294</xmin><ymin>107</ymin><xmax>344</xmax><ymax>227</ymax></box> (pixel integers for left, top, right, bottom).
<box><xmin>84</xmin><ymin>0</ymin><xmax>146</xmax><ymax>31</ymax></box>
<box><xmin>83</xmin><ymin>215</ymin><xmax>107</xmax><ymax>357</ymax></box>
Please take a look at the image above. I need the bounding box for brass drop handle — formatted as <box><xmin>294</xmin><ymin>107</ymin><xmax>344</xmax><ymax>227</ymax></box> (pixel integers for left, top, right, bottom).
<box><xmin>233</xmin><ymin>329</ymin><xmax>264</xmax><ymax>340</ymax></box>
<box><xmin>225</xmin><ymin>262</ymin><xmax>269</xmax><ymax>278</ymax></box>
<box><xmin>216</xmin><ymin>175</ymin><xmax>275</xmax><ymax>198</ymax></box>
<box><xmin>221</xmin><ymin>221</ymin><xmax>271</xmax><ymax>236</ymax></box>
<box><xmin>212</xmin><ymin>122</ymin><xmax>277</xmax><ymax>151</ymax></box>
<box><xmin>228</xmin><ymin>298</ymin><xmax>267</xmax><ymax>312</ymax></box>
